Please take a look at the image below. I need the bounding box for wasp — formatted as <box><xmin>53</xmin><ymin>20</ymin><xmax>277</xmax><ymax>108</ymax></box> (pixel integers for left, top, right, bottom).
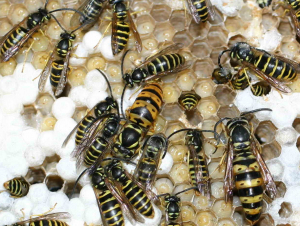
<box><xmin>186</xmin><ymin>0</ymin><xmax>216</xmax><ymax>23</ymax></box>
<box><xmin>219</xmin><ymin>42</ymin><xmax>299</xmax><ymax>93</ymax></box>
<box><xmin>178</xmin><ymin>91</ymin><xmax>201</xmax><ymax>111</ymax></box>
<box><xmin>158</xmin><ymin>187</ymin><xmax>197</xmax><ymax>226</ymax></box>
<box><xmin>2</xmin><ymin>177</ymin><xmax>30</xmax><ymax>198</ymax></box>
<box><xmin>251</xmin><ymin>81</ymin><xmax>271</xmax><ymax>96</ymax></box>
<box><xmin>122</xmin><ymin>43</ymin><xmax>189</xmax><ymax>88</ymax></box>
<box><xmin>62</xmin><ymin>70</ymin><xmax>119</xmax><ymax>168</ymax></box>
<box><xmin>106</xmin><ymin>159</ymin><xmax>160</xmax><ymax>219</ymax></box>
<box><xmin>71</xmin><ymin>0</ymin><xmax>108</xmax><ymax>30</ymax></box>
<box><xmin>0</xmin><ymin>1</ymin><xmax>80</xmax><ymax>62</ymax></box>
<box><xmin>257</xmin><ymin>0</ymin><xmax>272</xmax><ymax>7</ymax></box>
<box><xmin>134</xmin><ymin>134</ymin><xmax>168</xmax><ymax>190</ymax></box>
<box><xmin>5</xmin><ymin>212</ymin><xmax>71</xmax><ymax>226</ymax></box>
<box><xmin>214</xmin><ymin>108</ymin><xmax>277</xmax><ymax>225</ymax></box>
<box><xmin>110</xmin><ymin>0</ymin><xmax>142</xmax><ymax>55</ymax></box>
<box><xmin>38</xmin><ymin>16</ymin><xmax>87</xmax><ymax>96</ymax></box>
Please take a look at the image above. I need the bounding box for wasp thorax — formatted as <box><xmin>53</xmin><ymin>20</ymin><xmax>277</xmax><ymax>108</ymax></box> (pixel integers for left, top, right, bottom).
<box><xmin>91</xmin><ymin>172</ymin><xmax>106</xmax><ymax>189</ymax></box>
<box><xmin>131</xmin><ymin>68</ymin><xmax>148</xmax><ymax>83</ymax></box>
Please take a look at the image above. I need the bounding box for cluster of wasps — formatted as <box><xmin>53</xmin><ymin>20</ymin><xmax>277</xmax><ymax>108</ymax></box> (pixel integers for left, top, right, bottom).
<box><xmin>2</xmin><ymin>0</ymin><xmax>300</xmax><ymax>225</ymax></box>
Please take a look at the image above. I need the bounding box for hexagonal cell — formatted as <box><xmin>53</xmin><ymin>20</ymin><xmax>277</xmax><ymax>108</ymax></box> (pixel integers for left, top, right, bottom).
<box><xmin>217</xmin><ymin>219</ymin><xmax>236</xmax><ymax>226</ymax></box>
<box><xmin>276</xmin><ymin>181</ymin><xmax>287</xmax><ymax>198</ymax></box>
<box><xmin>202</xmin><ymin>118</ymin><xmax>222</xmax><ymax>139</ymax></box>
<box><xmin>239</xmin><ymin>5</ymin><xmax>253</xmax><ymax>21</ymax></box>
<box><xmin>292</xmin><ymin>117</ymin><xmax>300</xmax><ymax>133</ymax></box>
<box><xmin>0</xmin><ymin>18</ymin><xmax>12</xmax><ymax>36</ymax></box>
<box><xmin>45</xmin><ymin>175</ymin><xmax>64</xmax><ymax>192</ymax></box>
<box><xmin>233</xmin><ymin>210</ymin><xmax>245</xmax><ymax>226</ymax></box>
<box><xmin>279</xmin><ymin>202</ymin><xmax>293</xmax><ymax>218</ymax></box>
<box><xmin>261</xmin><ymin>141</ymin><xmax>281</xmax><ymax>161</ymax></box>
<box><xmin>207</xmin><ymin>27</ymin><xmax>228</xmax><ymax>48</ymax></box>
<box><xmin>211</xmin><ymin>181</ymin><xmax>225</xmax><ymax>199</ymax></box>
<box><xmin>22</xmin><ymin>105</ymin><xmax>38</xmax><ymax>128</ymax></box>
<box><xmin>154</xmin><ymin>177</ymin><xmax>174</xmax><ymax>195</ymax></box>
<box><xmin>214</xmin><ymin>85</ymin><xmax>236</xmax><ymax>106</ymax></box>
<box><xmin>173</xmin><ymin>30</ymin><xmax>193</xmax><ymax>47</ymax></box>
<box><xmin>165</xmin><ymin>121</ymin><xmax>185</xmax><ymax>142</ymax></box>
<box><xmin>176</xmin><ymin>71</ymin><xmax>196</xmax><ymax>91</ymax></box>
<box><xmin>131</xmin><ymin>0</ymin><xmax>152</xmax><ymax>17</ymax></box>
<box><xmin>195</xmin><ymin>211</ymin><xmax>217</xmax><ymax>226</ymax></box>
<box><xmin>210</xmin><ymin>46</ymin><xmax>227</xmax><ymax>65</ymax></box>
<box><xmin>173</xmin><ymin>184</ymin><xmax>195</xmax><ymax>202</ymax></box>
<box><xmin>225</xmin><ymin>16</ymin><xmax>242</xmax><ymax>32</ymax></box>
<box><xmin>278</xmin><ymin>21</ymin><xmax>294</xmax><ymax>36</ymax></box>
<box><xmin>162</xmin><ymin>84</ymin><xmax>181</xmax><ymax>103</ymax></box>
<box><xmin>136</xmin><ymin>15</ymin><xmax>156</xmax><ymax>35</ymax></box>
<box><xmin>185</xmin><ymin>109</ymin><xmax>203</xmax><ymax>126</ymax></box>
<box><xmin>64</xmin><ymin>181</ymin><xmax>82</xmax><ymax>198</ymax></box>
<box><xmin>197</xmin><ymin>96</ymin><xmax>219</xmax><ymax>120</ymax></box>
<box><xmin>262</xmin><ymin>13</ymin><xmax>279</xmax><ymax>30</ymax></box>
<box><xmin>208</xmin><ymin>161</ymin><xmax>225</xmax><ymax>179</ymax></box>
<box><xmin>154</xmin><ymin>21</ymin><xmax>175</xmax><ymax>42</ymax></box>
<box><xmin>68</xmin><ymin>66</ymin><xmax>87</xmax><ymax>87</ymax></box>
<box><xmin>256</xmin><ymin>214</ymin><xmax>275</xmax><ymax>226</ymax></box>
<box><xmin>150</xmin><ymin>4</ymin><xmax>171</xmax><ymax>22</ymax></box>
<box><xmin>181</xmin><ymin>204</ymin><xmax>196</xmax><ymax>222</ymax></box>
<box><xmin>154</xmin><ymin>115</ymin><xmax>166</xmax><ymax>133</ymax></box>
<box><xmin>169</xmin><ymin>163</ymin><xmax>190</xmax><ymax>184</ymax></box>
<box><xmin>281</xmin><ymin>41</ymin><xmax>300</xmax><ymax>59</ymax></box>
<box><xmin>0</xmin><ymin>1</ymin><xmax>11</xmax><ymax>18</ymax></box>
<box><xmin>170</xmin><ymin>10</ymin><xmax>190</xmax><ymax>31</ymax></box>
<box><xmin>255</xmin><ymin>121</ymin><xmax>277</xmax><ymax>144</ymax></box>
<box><xmin>26</xmin><ymin>167</ymin><xmax>46</xmax><ymax>184</ymax></box>
<box><xmin>168</xmin><ymin>144</ymin><xmax>188</xmax><ymax>162</ymax></box>
<box><xmin>8</xmin><ymin>4</ymin><xmax>28</xmax><ymax>24</ymax></box>
<box><xmin>217</xmin><ymin>105</ymin><xmax>240</xmax><ymax>119</ymax></box>
<box><xmin>190</xmin><ymin>40</ymin><xmax>211</xmax><ymax>58</ymax></box>
<box><xmin>193</xmin><ymin>59</ymin><xmax>214</xmax><ymax>79</ymax></box>
<box><xmin>194</xmin><ymin>79</ymin><xmax>215</xmax><ymax>98</ymax></box>
<box><xmin>141</xmin><ymin>36</ymin><xmax>159</xmax><ymax>57</ymax></box>
<box><xmin>212</xmin><ymin>199</ymin><xmax>233</xmax><ymax>218</ymax></box>
<box><xmin>228</xmin><ymin>35</ymin><xmax>247</xmax><ymax>47</ymax></box>
<box><xmin>189</xmin><ymin>19</ymin><xmax>210</xmax><ymax>39</ymax></box>
<box><xmin>161</xmin><ymin>103</ymin><xmax>183</xmax><ymax>121</ymax></box>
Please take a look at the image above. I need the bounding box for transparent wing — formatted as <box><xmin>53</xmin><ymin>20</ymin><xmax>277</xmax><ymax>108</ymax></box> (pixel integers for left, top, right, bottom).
<box><xmin>38</xmin><ymin>50</ymin><xmax>55</xmax><ymax>92</ymax></box>
<box><xmin>111</xmin><ymin>12</ymin><xmax>119</xmax><ymax>55</ymax></box>
<box><xmin>13</xmin><ymin>212</ymin><xmax>71</xmax><ymax>224</ymax></box>
<box><xmin>135</xmin><ymin>43</ymin><xmax>184</xmax><ymax>70</ymax></box>
<box><xmin>291</xmin><ymin>9</ymin><xmax>300</xmax><ymax>41</ymax></box>
<box><xmin>251</xmin><ymin>136</ymin><xmax>277</xmax><ymax>199</ymax></box>
<box><xmin>106</xmin><ymin>178</ymin><xmax>145</xmax><ymax>224</ymax></box>
<box><xmin>1</xmin><ymin>23</ymin><xmax>41</xmax><ymax>62</ymax></box>
<box><xmin>206</xmin><ymin>0</ymin><xmax>216</xmax><ymax>21</ymax></box>
<box><xmin>55</xmin><ymin>50</ymin><xmax>71</xmax><ymax>96</ymax></box>
<box><xmin>127</xmin><ymin>11</ymin><xmax>142</xmax><ymax>53</ymax></box>
<box><xmin>223</xmin><ymin>142</ymin><xmax>234</xmax><ymax>203</ymax></box>
<box><xmin>243</xmin><ymin>61</ymin><xmax>292</xmax><ymax>93</ymax></box>
<box><xmin>186</xmin><ymin>0</ymin><xmax>201</xmax><ymax>23</ymax></box>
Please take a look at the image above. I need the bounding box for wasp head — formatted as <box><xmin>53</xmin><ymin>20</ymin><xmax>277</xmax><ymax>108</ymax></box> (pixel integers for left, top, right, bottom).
<box><xmin>123</xmin><ymin>73</ymin><xmax>134</xmax><ymax>88</ymax></box>
<box><xmin>232</xmin><ymin>42</ymin><xmax>253</xmax><ymax>62</ymax></box>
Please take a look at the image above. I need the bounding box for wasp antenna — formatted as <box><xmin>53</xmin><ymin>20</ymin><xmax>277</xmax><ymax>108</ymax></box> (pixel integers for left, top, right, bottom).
<box><xmin>96</xmin><ymin>69</ymin><xmax>113</xmax><ymax>98</ymax></box>
<box><xmin>44</xmin><ymin>0</ymin><xmax>50</xmax><ymax>8</ymax></box>
<box><xmin>49</xmin><ymin>8</ymin><xmax>85</xmax><ymax>17</ymax></box>
<box><xmin>174</xmin><ymin>186</ymin><xmax>198</xmax><ymax>196</ymax></box>
<box><xmin>120</xmin><ymin>84</ymin><xmax>127</xmax><ymax>118</ymax></box>
<box><xmin>70</xmin><ymin>168</ymin><xmax>89</xmax><ymax>198</ymax></box>
<box><xmin>51</xmin><ymin>14</ymin><xmax>67</xmax><ymax>33</ymax></box>
<box><xmin>213</xmin><ymin>117</ymin><xmax>230</xmax><ymax>141</ymax></box>
<box><xmin>121</xmin><ymin>50</ymin><xmax>130</xmax><ymax>77</ymax></box>
<box><xmin>71</xmin><ymin>21</ymin><xmax>89</xmax><ymax>34</ymax></box>
<box><xmin>218</xmin><ymin>49</ymin><xmax>231</xmax><ymax>69</ymax></box>
<box><xmin>241</xmin><ymin>108</ymin><xmax>272</xmax><ymax>116</ymax></box>
<box><xmin>157</xmin><ymin>192</ymin><xmax>170</xmax><ymax>198</ymax></box>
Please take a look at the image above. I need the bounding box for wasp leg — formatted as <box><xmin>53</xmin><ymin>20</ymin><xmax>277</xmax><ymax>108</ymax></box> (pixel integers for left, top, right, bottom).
<box><xmin>22</xmin><ymin>40</ymin><xmax>35</xmax><ymax>73</ymax></box>
<box><xmin>94</xmin><ymin>21</ymin><xmax>112</xmax><ymax>50</ymax></box>
<box><xmin>30</xmin><ymin>203</ymin><xmax>57</xmax><ymax>219</ymax></box>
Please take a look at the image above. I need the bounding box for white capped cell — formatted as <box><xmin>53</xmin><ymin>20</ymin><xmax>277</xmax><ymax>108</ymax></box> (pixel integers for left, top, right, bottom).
<box><xmin>0</xmin><ymin>211</ymin><xmax>17</xmax><ymax>225</ymax></box>
<box><xmin>276</xmin><ymin>127</ymin><xmax>298</xmax><ymax>146</ymax></box>
<box><xmin>84</xmin><ymin>204</ymin><xmax>101</xmax><ymax>225</ymax></box>
<box><xmin>31</xmin><ymin>203</ymin><xmax>51</xmax><ymax>215</ymax></box>
<box><xmin>270</xmin><ymin>105</ymin><xmax>297</xmax><ymax>129</ymax></box>
<box><xmin>69</xmin><ymin>86</ymin><xmax>90</xmax><ymax>107</ymax></box>
<box><xmin>82</xmin><ymin>31</ymin><xmax>103</xmax><ymax>54</ymax></box>
<box><xmin>27</xmin><ymin>183</ymin><xmax>50</xmax><ymax>204</ymax></box>
<box><xmin>86</xmin><ymin>91</ymin><xmax>108</xmax><ymax>110</ymax></box>
<box><xmin>0</xmin><ymin>191</ymin><xmax>15</xmax><ymax>210</ymax></box>
<box><xmin>0</xmin><ymin>167</ymin><xmax>13</xmax><ymax>190</ymax></box>
<box><xmin>211</xmin><ymin>0</ymin><xmax>243</xmax><ymax>16</ymax></box>
<box><xmin>38</xmin><ymin>131</ymin><xmax>58</xmax><ymax>156</ymax></box>
<box><xmin>70</xmin><ymin>43</ymin><xmax>89</xmax><ymax>66</ymax></box>
<box><xmin>56</xmin><ymin>134</ymin><xmax>76</xmax><ymax>158</ymax></box>
<box><xmin>267</xmin><ymin>159</ymin><xmax>284</xmax><ymax>181</ymax></box>
<box><xmin>84</xmin><ymin>69</ymin><xmax>108</xmax><ymax>92</ymax></box>
<box><xmin>12</xmin><ymin>197</ymin><xmax>33</xmax><ymax>218</ymax></box>
<box><xmin>48</xmin><ymin>191</ymin><xmax>69</xmax><ymax>211</ymax></box>
<box><xmin>3</xmin><ymin>133</ymin><xmax>28</xmax><ymax>155</ymax></box>
<box><xmin>16</xmin><ymin>82</ymin><xmax>39</xmax><ymax>105</ymax></box>
<box><xmin>12</xmin><ymin>63</ymin><xmax>40</xmax><ymax>82</ymax></box>
<box><xmin>211</xmin><ymin>181</ymin><xmax>225</xmax><ymax>199</ymax></box>
<box><xmin>157</xmin><ymin>152</ymin><xmax>173</xmax><ymax>174</ymax></box>
<box><xmin>0</xmin><ymin>94</ymin><xmax>23</xmax><ymax>114</ymax></box>
<box><xmin>22</xmin><ymin>128</ymin><xmax>39</xmax><ymax>146</ymax></box>
<box><xmin>4</xmin><ymin>156</ymin><xmax>29</xmax><ymax>177</ymax></box>
<box><xmin>68</xmin><ymin>198</ymin><xmax>85</xmax><ymax>220</ymax></box>
<box><xmin>54</xmin><ymin>118</ymin><xmax>77</xmax><ymax>136</ymax></box>
<box><xmin>80</xmin><ymin>184</ymin><xmax>97</xmax><ymax>206</ymax></box>
<box><xmin>24</xmin><ymin>146</ymin><xmax>45</xmax><ymax>167</ymax></box>
<box><xmin>0</xmin><ymin>76</ymin><xmax>18</xmax><ymax>94</ymax></box>
<box><xmin>52</xmin><ymin>97</ymin><xmax>76</xmax><ymax>120</ymax></box>
<box><xmin>56</xmin><ymin>157</ymin><xmax>77</xmax><ymax>181</ymax></box>
<box><xmin>234</xmin><ymin>88</ymin><xmax>255</xmax><ymax>112</ymax></box>
<box><xmin>280</xmin><ymin>146</ymin><xmax>300</xmax><ymax>167</ymax></box>
<box><xmin>99</xmin><ymin>36</ymin><xmax>115</xmax><ymax>60</ymax></box>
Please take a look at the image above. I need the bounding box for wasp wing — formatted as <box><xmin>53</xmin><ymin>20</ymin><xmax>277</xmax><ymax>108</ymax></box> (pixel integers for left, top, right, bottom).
<box><xmin>251</xmin><ymin>137</ymin><xmax>277</xmax><ymax>199</ymax></box>
<box><xmin>186</xmin><ymin>0</ymin><xmax>202</xmax><ymax>23</ymax></box>
<box><xmin>55</xmin><ymin>50</ymin><xmax>71</xmax><ymax>96</ymax></box>
<box><xmin>127</xmin><ymin>11</ymin><xmax>142</xmax><ymax>53</ymax></box>
<box><xmin>205</xmin><ymin>0</ymin><xmax>216</xmax><ymax>21</ymax></box>
<box><xmin>111</xmin><ymin>12</ymin><xmax>119</xmax><ymax>55</ymax></box>
<box><xmin>12</xmin><ymin>212</ymin><xmax>71</xmax><ymax>224</ymax></box>
<box><xmin>38</xmin><ymin>50</ymin><xmax>55</xmax><ymax>92</ymax></box>
<box><xmin>243</xmin><ymin>61</ymin><xmax>292</xmax><ymax>93</ymax></box>
<box><xmin>223</xmin><ymin>142</ymin><xmax>235</xmax><ymax>203</ymax></box>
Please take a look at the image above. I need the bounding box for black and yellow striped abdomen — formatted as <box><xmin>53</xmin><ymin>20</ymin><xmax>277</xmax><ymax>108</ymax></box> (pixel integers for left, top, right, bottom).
<box><xmin>30</xmin><ymin>220</ymin><xmax>69</xmax><ymax>226</ymax></box>
<box><xmin>233</xmin><ymin>149</ymin><xmax>264</xmax><ymax>225</ymax></box>
<box><xmin>188</xmin><ymin>154</ymin><xmax>209</xmax><ymax>186</ymax></box>
<box><xmin>1</xmin><ymin>26</ymin><xmax>27</xmax><ymax>55</ymax></box>
<box><xmin>97</xmin><ymin>189</ymin><xmax>125</xmax><ymax>226</ymax></box>
<box><xmin>84</xmin><ymin>136</ymin><xmax>108</xmax><ymax>166</ymax></box>
<box><xmin>122</xmin><ymin>179</ymin><xmax>154</xmax><ymax>218</ymax></box>
<box><xmin>81</xmin><ymin>0</ymin><xmax>104</xmax><ymax>23</ymax></box>
<box><xmin>178</xmin><ymin>92</ymin><xmax>200</xmax><ymax>111</ymax></box>
<box><xmin>136</xmin><ymin>157</ymin><xmax>156</xmax><ymax>185</ymax></box>
<box><xmin>253</xmin><ymin>53</ymin><xmax>297</xmax><ymax>81</ymax></box>
<box><xmin>128</xmin><ymin>83</ymin><xmax>163</xmax><ymax>129</ymax></box>
<box><xmin>287</xmin><ymin>0</ymin><xmax>300</xmax><ymax>10</ymax></box>
<box><xmin>114</xmin><ymin>21</ymin><xmax>130</xmax><ymax>55</ymax></box>
<box><xmin>50</xmin><ymin>60</ymin><xmax>64</xmax><ymax>87</ymax></box>
<box><xmin>75</xmin><ymin>115</ymin><xmax>96</xmax><ymax>145</ymax></box>
<box><xmin>148</xmin><ymin>54</ymin><xmax>185</xmax><ymax>75</ymax></box>
<box><xmin>231</xmin><ymin>69</ymin><xmax>250</xmax><ymax>90</ymax></box>
<box><xmin>251</xmin><ymin>81</ymin><xmax>271</xmax><ymax>96</ymax></box>
<box><xmin>191</xmin><ymin>0</ymin><xmax>209</xmax><ymax>22</ymax></box>
<box><xmin>3</xmin><ymin>177</ymin><xmax>29</xmax><ymax>197</ymax></box>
